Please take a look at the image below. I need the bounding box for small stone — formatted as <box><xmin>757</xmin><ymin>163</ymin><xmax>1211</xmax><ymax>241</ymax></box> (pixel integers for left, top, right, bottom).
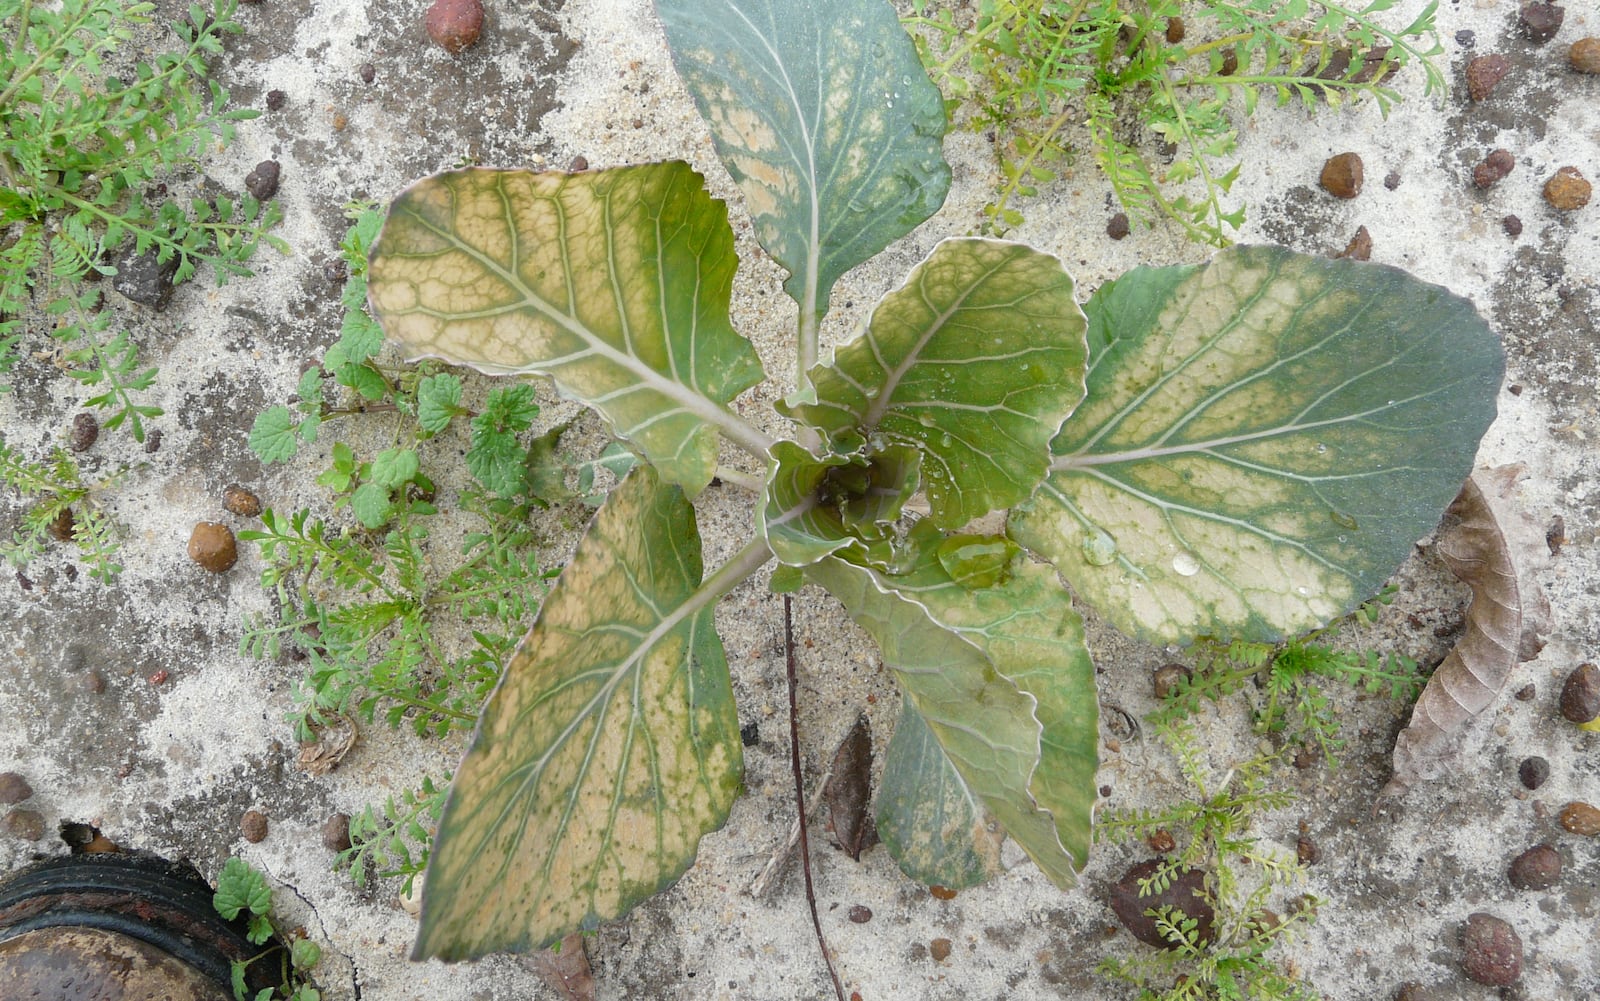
<box><xmin>1217</xmin><ymin>47</ymin><xmax>1238</xmax><ymax>77</ymax></box>
<box><xmin>265</xmin><ymin>89</ymin><xmax>287</xmax><ymax>111</ymax></box>
<box><xmin>1517</xmin><ymin>756</ymin><xmax>1548</xmax><ymax>790</ymax></box>
<box><xmin>1507</xmin><ymin>844</ymin><xmax>1561</xmax><ymax>890</ymax></box>
<box><xmin>424</xmin><ymin>0</ymin><xmax>484</xmax><ymax>55</ymax></box>
<box><xmin>1459</xmin><ymin>912</ymin><xmax>1521</xmax><ymax>986</ymax></box>
<box><xmin>1518</xmin><ymin>3</ymin><xmax>1564</xmax><ymax>44</ymax></box>
<box><xmin>47</xmin><ymin>507</ymin><xmax>75</xmax><ymax>542</ymax></box>
<box><xmin>1296</xmin><ymin>835</ymin><xmax>1320</xmax><ymax>865</ymax></box>
<box><xmin>1503</xmin><ymin>215</ymin><xmax>1523</xmax><ymax>237</ymax></box>
<box><xmin>147</xmin><ymin>669</ymin><xmax>169</xmax><ymax>686</ymax></box>
<box><xmin>399</xmin><ymin>876</ymin><xmax>425</xmax><ymax>915</ymax></box>
<box><xmin>1455</xmin><ymin>30</ymin><xmax>1476</xmax><ymax>49</ymax></box>
<box><xmin>331</xmin><ymin>112</ymin><xmax>348</xmax><ymax>131</ymax></box>
<box><xmin>1109</xmin><ymin>860</ymin><xmax>1215</xmax><ymax>949</ymax></box>
<box><xmin>1383</xmin><ymin>171</ymin><xmax>1401</xmax><ymax>190</ymax></box>
<box><xmin>1558</xmin><ymin>801</ymin><xmax>1600</xmax><ymax>836</ymax></box>
<box><xmin>1558</xmin><ymin>662</ymin><xmax>1600</xmax><ymax>724</ymax></box>
<box><xmin>69</xmin><ymin>412</ymin><xmax>98</xmax><ymax>452</ymax></box>
<box><xmin>112</xmin><ymin>241</ymin><xmax>179</xmax><ymax>309</ymax></box>
<box><xmin>1146</xmin><ymin>829</ymin><xmax>1175</xmax><ymax>854</ymax></box>
<box><xmin>4</xmin><ymin>809</ymin><xmax>45</xmax><ymax>841</ymax></box>
<box><xmin>1465</xmin><ymin>54</ymin><xmax>1511</xmax><ymax>101</ymax></box>
<box><xmin>1571</xmin><ymin>38</ymin><xmax>1600</xmax><ymax>74</ymax></box>
<box><xmin>1106</xmin><ymin>212</ymin><xmax>1130</xmax><ymax>240</ymax></box>
<box><xmin>1513</xmin><ymin>683</ymin><xmax>1536</xmax><ymax>702</ymax></box>
<box><xmin>358</xmin><ymin>62</ymin><xmax>376</xmax><ymax>84</ymax></box>
<box><xmin>929</xmin><ymin>885</ymin><xmax>957</xmax><ymax>901</ymax></box>
<box><xmin>1165</xmin><ymin>18</ymin><xmax>1184</xmax><ymax>44</ymax></box>
<box><xmin>1542</xmin><ymin>167</ymin><xmax>1590</xmax><ymax>211</ymax></box>
<box><xmin>847</xmin><ymin>905</ymin><xmax>872</xmax><ymax>924</ymax></box>
<box><xmin>1319</xmin><ymin>152</ymin><xmax>1364</xmax><ymax>199</ymax></box>
<box><xmin>188</xmin><ymin>522</ymin><xmax>238</xmax><ymax>573</ymax></box>
<box><xmin>739</xmin><ymin>720</ymin><xmax>760</xmax><ymax>746</ymax></box>
<box><xmin>322</xmin><ymin>812</ymin><xmax>352</xmax><ymax>852</ymax></box>
<box><xmin>569</xmin><ymin>155</ymin><xmax>589</xmax><ymax>172</ymax></box>
<box><xmin>222</xmin><ymin>484</ymin><xmax>262</xmax><ymax>518</ymax></box>
<box><xmin>244</xmin><ymin>160</ymin><xmax>280</xmax><ymax>201</ymax></box>
<box><xmin>1152</xmin><ymin>663</ymin><xmax>1190</xmax><ymax>700</ymax></box>
<box><xmin>0</xmin><ymin>772</ymin><xmax>32</xmax><ymax>805</ymax></box>
<box><xmin>1472</xmin><ymin>149</ymin><xmax>1515</xmax><ymax>189</ymax></box>
<box><xmin>241</xmin><ymin>809</ymin><xmax>268</xmax><ymax>843</ymax></box>
<box><xmin>1336</xmin><ymin>225</ymin><xmax>1372</xmax><ymax>261</ymax></box>
<box><xmin>144</xmin><ymin>428</ymin><xmax>163</xmax><ymax>453</ymax></box>
<box><xmin>929</xmin><ymin>938</ymin><xmax>952</xmax><ymax>962</ymax></box>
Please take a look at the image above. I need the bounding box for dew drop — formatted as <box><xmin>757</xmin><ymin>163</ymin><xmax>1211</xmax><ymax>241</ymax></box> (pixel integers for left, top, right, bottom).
<box><xmin>1082</xmin><ymin>528</ymin><xmax>1117</xmax><ymax>566</ymax></box>
<box><xmin>1296</xmin><ymin>586</ymin><xmax>1309</xmax><ymax>596</ymax></box>
<box><xmin>1315</xmin><ymin>443</ymin><xmax>1328</xmax><ymax>454</ymax></box>
<box><xmin>939</xmin><ymin>433</ymin><xmax>953</xmax><ymax>448</ymax></box>
<box><xmin>1171</xmin><ymin>551</ymin><xmax>1200</xmax><ymax>577</ymax></box>
<box><xmin>863</xmin><ymin>385</ymin><xmax>880</xmax><ymax>399</ymax></box>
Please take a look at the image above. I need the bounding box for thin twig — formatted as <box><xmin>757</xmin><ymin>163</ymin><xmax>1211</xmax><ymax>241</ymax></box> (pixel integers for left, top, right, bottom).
<box><xmin>749</xmin><ymin>762</ymin><xmax>832</xmax><ymax>898</ymax></box>
<box><xmin>785</xmin><ymin>596</ymin><xmax>846</xmax><ymax>1001</ymax></box>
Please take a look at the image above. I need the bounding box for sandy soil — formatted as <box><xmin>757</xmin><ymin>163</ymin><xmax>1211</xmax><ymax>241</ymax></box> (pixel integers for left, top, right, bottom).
<box><xmin>1</xmin><ymin>1</ymin><xmax>1596</xmax><ymax>999</ymax></box>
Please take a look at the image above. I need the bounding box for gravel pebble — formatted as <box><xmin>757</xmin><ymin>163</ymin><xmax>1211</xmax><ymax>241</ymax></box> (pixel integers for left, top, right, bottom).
<box><xmin>1558</xmin><ymin>801</ymin><xmax>1600</xmax><ymax>835</ymax></box>
<box><xmin>1106</xmin><ymin>212</ymin><xmax>1130</xmax><ymax>240</ymax></box>
<box><xmin>222</xmin><ymin>484</ymin><xmax>263</xmax><ymax>518</ymax></box>
<box><xmin>1572</xmin><ymin>38</ymin><xmax>1600</xmax><ymax>74</ymax></box>
<box><xmin>1558</xmin><ymin>662</ymin><xmax>1600</xmax><ymax>724</ymax></box>
<box><xmin>244</xmin><ymin>160</ymin><xmax>281</xmax><ymax>201</ymax></box>
<box><xmin>1152</xmin><ymin>663</ymin><xmax>1190</xmax><ymax>700</ymax></box>
<box><xmin>358</xmin><ymin>62</ymin><xmax>376</xmax><ymax>84</ymax></box>
<box><xmin>1507</xmin><ymin>844</ymin><xmax>1561</xmax><ymax>890</ymax></box>
<box><xmin>1459</xmin><ymin>912</ymin><xmax>1521</xmax><ymax>986</ymax></box>
<box><xmin>424</xmin><ymin>0</ymin><xmax>485</xmax><ymax>55</ymax></box>
<box><xmin>1319</xmin><ymin>152</ymin><xmax>1364</xmax><ymax>199</ymax></box>
<box><xmin>70</xmin><ymin>412</ymin><xmax>98</xmax><ymax>452</ymax></box>
<box><xmin>1503</xmin><ymin>214</ymin><xmax>1523</xmax><ymax>237</ymax></box>
<box><xmin>1513</xmin><ymin>682</ymin><xmax>1536</xmax><ymax>701</ymax></box>
<box><xmin>1383</xmin><ymin>171</ymin><xmax>1401</xmax><ymax>190</ymax></box>
<box><xmin>569</xmin><ymin>155</ymin><xmax>589</xmax><ymax>172</ymax></box>
<box><xmin>1296</xmin><ymin>835</ymin><xmax>1320</xmax><ymax>865</ymax></box>
<box><xmin>847</xmin><ymin>905</ymin><xmax>872</xmax><ymax>924</ymax></box>
<box><xmin>0</xmin><ymin>772</ymin><xmax>32</xmax><ymax>805</ymax></box>
<box><xmin>1465</xmin><ymin>55</ymin><xmax>1511</xmax><ymax>101</ymax></box>
<box><xmin>265</xmin><ymin>89</ymin><xmax>287</xmax><ymax>111</ymax></box>
<box><xmin>188</xmin><ymin>522</ymin><xmax>238</xmax><ymax>573</ymax></box>
<box><xmin>1517</xmin><ymin>756</ymin><xmax>1549</xmax><ymax>790</ymax></box>
<box><xmin>1336</xmin><ymin>225</ymin><xmax>1372</xmax><ymax>261</ymax></box>
<box><xmin>3</xmin><ymin>809</ymin><xmax>45</xmax><ymax>841</ymax></box>
<box><xmin>929</xmin><ymin>938</ymin><xmax>952</xmax><ymax>962</ymax></box>
<box><xmin>322</xmin><ymin>812</ymin><xmax>352</xmax><ymax>852</ymax></box>
<box><xmin>1518</xmin><ymin>3</ymin><xmax>1564</xmax><ymax>44</ymax></box>
<box><xmin>1471</xmin><ymin>149</ymin><xmax>1515</xmax><ymax>189</ymax></box>
<box><xmin>1543</xmin><ymin>166</ymin><xmax>1591</xmax><ymax>211</ymax></box>
<box><xmin>241</xmin><ymin>809</ymin><xmax>268</xmax><ymax>843</ymax></box>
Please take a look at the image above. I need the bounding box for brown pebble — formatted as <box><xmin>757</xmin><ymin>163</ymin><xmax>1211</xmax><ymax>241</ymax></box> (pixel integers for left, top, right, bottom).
<box><xmin>1465</xmin><ymin>54</ymin><xmax>1511</xmax><ymax>101</ymax></box>
<box><xmin>4</xmin><ymin>809</ymin><xmax>45</xmax><ymax>841</ymax></box>
<box><xmin>1320</xmin><ymin>152</ymin><xmax>1364</xmax><ymax>199</ymax></box>
<box><xmin>145</xmin><ymin>428</ymin><xmax>163</xmax><ymax>453</ymax></box>
<box><xmin>1472</xmin><ymin>149</ymin><xmax>1515</xmax><ymax>189</ymax></box>
<box><xmin>929</xmin><ymin>938</ymin><xmax>952</xmax><ymax>962</ymax></box>
<box><xmin>1146</xmin><ymin>829</ymin><xmax>1175</xmax><ymax>854</ymax></box>
<box><xmin>1503</xmin><ymin>214</ymin><xmax>1523</xmax><ymax>237</ymax></box>
<box><xmin>929</xmin><ymin>884</ymin><xmax>957</xmax><ymax>901</ymax></box>
<box><xmin>241</xmin><ymin>809</ymin><xmax>269</xmax><ymax>843</ymax></box>
<box><xmin>1106</xmin><ymin>212</ymin><xmax>1130</xmax><ymax>240</ymax></box>
<box><xmin>1518</xmin><ymin>2</ymin><xmax>1565</xmax><ymax>44</ymax></box>
<box><xmin>1544</xmin><ymin>166</ymin><xmax>1591</xmax><ymax>211</ymax></box>
<box><xmin>222</xmin><ymin>484</ymin><xmax>263</xmax><ymax>518</ymax></box>
<box><xmin>70</xmin><ymin>412</ymin><xmax>99</xmax><ymax>452</ymax></box>
<box><xmin>358</xmin><ymin>62</ymin><xmax>376</xmax><ymax>84</ymax></box>
<box><xmin>1152</xmin><ymin>663</ymin><xmax>1190</xmax><ymax>700</ymax></box>
<box><xmin>1336</xmin><ymin>225</ymin><xmax>1372</xmax><ymax>261</ymax></box>
<box><xmin>1572</xmin><ymin>38</ymin><xmax>1600</xmax><ymax>74</ymax></box>
<box><xmin>1558</xmin><ymin>801</ymin><xmax>1600</xmax><ymax>835</ymax></box>
<box><xmin>847</xmin><ymin>905</ymin><xmax>872</xmax><ymax>924</ymax></box>
<box><xmin>265</xmin><ymin>89</ymin><xmax>287</xmax><ymax>111</ymax></box>
<box><xmin>1513</xmin><ymin>683</ymin><xmax>1536</xmax><ymax>701</ymax></box>
<box><xmin>322</xmin><ymin>812</ymin><xmax>352</xmax><ymax>852</ymax></box>
<box><xmin>1217</xmin><ymin>47</ymin><xmax>1238</xmax><ymax>77</ymax></box>
<box><xmin>1517</xmin><ymin>756</ymin><xmax>1548</xmax><ymax>790</ymax></box>
<box><xmin>332</xmin><ymin>112</ymin><xmax>348</xmax><ymax>131</ymax></box>
<box><xmin>0</xmin><ymin>772</ymin><xmax>32</xmax><ymax>805</ymax></box>
<box><xmin>1507</xmin><ymin>844</ymin><xmax>1561</xmax><ymax>890</ymax></box>
<box><xmin>1165</xmin><ymin>18</ymin><xmax>1184</xmax><ymax>44</ymax></box>
<box><xmin>244</xmin><ymin>161</ymin><xmax>280</xmax><ymax>201</ymax></box>
<box><xmin>1296</xmin><ymin>835</ymin><xmax>1320</xmax><ymax>865</ymax></box>
<box><xmin>47</xmin><ymin>507</ymin><xmax>75</xmax><ymax>542</ymax></box>
<box><xmin>1559</xmin><ymin>662</ymin><xmax>1600</xmax><ymax>724</ymax></box>
<box><xmin>569</xmin><ymin>155</ymin><xmax>589</xmax><ymax>172</ymax></box>
<box><xmin>1109</xmin><ymin>860</ymin><xmax>1215</xmax><ymax>949</ymax></box>
<box><xmin>147</xmin><ymin>669</ymin><xmax>169</xmax><ymax>686</ymax></box>
<box><xmin>424</xmin><ymin>0</ymin><xmax>484</xmax><ymax>55</ymax></box>
<box><xmin>188</xmin><ymin>522</ymin><xmax>238</xmax><ymax>572</ymax></box>
<box><xmin>1459</xmin><ymin>912</ymin><xmax>1521</xmax><ymax>986</ymax></box>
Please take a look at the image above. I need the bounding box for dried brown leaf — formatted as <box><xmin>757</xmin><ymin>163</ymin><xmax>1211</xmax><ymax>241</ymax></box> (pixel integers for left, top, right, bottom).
<box><xmin>1384</xmin><ymin>466</ymin><xmax>1551</xmax><ymax>795</ymax></box>
<box><xmin>824</xmin><ymin>713</ymin><xmax>876</xmax><ymax>861</ymax></box>
<box><xmin>528</xmin><ymin>933</ymin><xmax>595</xmax><ymax>1001</ymax></box>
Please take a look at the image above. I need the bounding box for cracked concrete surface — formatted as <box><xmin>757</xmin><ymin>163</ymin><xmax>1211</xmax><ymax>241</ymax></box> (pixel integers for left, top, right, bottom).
<box><xmin>2</xmin><ymin>1</ymin><xmax>1597</xmax><ymax>999</ymax></box>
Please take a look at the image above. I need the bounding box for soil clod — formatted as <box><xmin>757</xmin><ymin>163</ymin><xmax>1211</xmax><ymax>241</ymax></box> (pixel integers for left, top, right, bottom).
<box><xmin>847</xmin><ymin>905</ymin><xmax>872</xmax><ymax>924</ymax></box>
<box><xmin>1465</xmin><ymin>55</ymin><xmax>1511</xmax><ymax>101</ymax></box>
<box><xmin>1517</xmin><ymin>756</ymin><xmax>1548</xmax><ymax>790</ymax></box>
<box><xmin>1543</xmin><ymin>167</ymin><xmax>1591</xmax><ymax>211</ymax></box>
<box><xmin>1518</xmin><ymin>3</ymin><xmax>1564</xmax><ymax>44</ymax></box>
<box><xmin>1106</xmin><ymin>212</ymin><xmax>1130</xmax><ymax>240</ymax></box>
<box><xmin>1472</xmin><ymin>149</ymin><xmax>1515</xmax><ymax>189</ymax></box>
<box><xmin>241</xmin><ymin>809</ymin><xmax>268</xmax><ymax>843</ymax></box>
<box><xmin>1507</xmin><ymin>844</ymin><xmax>1561</xmax><ymax>889</ymax></box>
<box><xmin>244</xmin><ymin>160</ymin><xmax>281</xmax><ymax>201</ymax></box>
<box><xmin>187</xmin><ymin>522</ymin><xmax>238</xmax><ymax>573</ymax></box>
<box><xmin>222</xmin><ymin>484</ymin><xmax>262</xmax><ymax>518</ymax></box>
<box><xmin>1319</xmin><ymin>152</ymin><xmax>1364</xmax><ymax>199</ymax></box>
<box><xmin>1459</xmin><ymin>912</ymin><xmax>1521</xmax><ymax>986</ymax></box>
<box><xmin>1571</xmin><ymin>38</ymin><xmax>1600</xmax><ymax>74</ymax></box>
<box><xmin>3</xmin><ymin>809</ymin><xmax>45</xmax><ymax>841</ymax></box>
<box><xmin>322</xmin><ymin>813</ymin><xmax>352</xmax><ymax>852</ymax></box>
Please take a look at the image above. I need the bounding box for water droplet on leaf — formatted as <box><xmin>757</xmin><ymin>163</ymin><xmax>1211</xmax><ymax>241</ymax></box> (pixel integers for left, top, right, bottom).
<box><xmin>1082</xmin><ymin>528</ymin><xmax>1117</xmax><ymax>566</ymax></box>
<box><xmin>1171</xmin><ymin>551</ymin><xmax>1200</xmax><ymax>576</ymax></box>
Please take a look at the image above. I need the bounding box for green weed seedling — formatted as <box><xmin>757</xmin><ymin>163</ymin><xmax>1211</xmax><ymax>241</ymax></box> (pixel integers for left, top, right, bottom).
<box><xmin>356</xmin><ymin>0</ymin><xmax>1500</xmax><ymax>963</ymax></box>
<box><xmin>212</xmin><ymin>857</ymin><xmax>322</xmax><ymax>1001</ymax></box>
<box><xmin>0</xmin><ymin>438</ymin><xmax>135</xmax><ymax>582</ymax></box>
<box><xmin>904</xmin><ymin>0</ymin><xmax>1443</xmax><ymax>242</ymax></box>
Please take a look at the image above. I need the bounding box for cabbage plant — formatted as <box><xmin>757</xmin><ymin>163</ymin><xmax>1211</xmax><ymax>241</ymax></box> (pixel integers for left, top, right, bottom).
<box><xmin>364</xmin><ymin>0</ymin><xmax>1503</xmax><ymax>960</ymax></box>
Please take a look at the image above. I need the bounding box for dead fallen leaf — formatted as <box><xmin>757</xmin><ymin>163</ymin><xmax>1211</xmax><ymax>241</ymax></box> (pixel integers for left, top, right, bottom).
<box><xmin>528</xmin><ymin>932</ymin><xmax>595</xmax><ymax>1001</ymax></box>
<box><xmin>824</xmin><ymin>713</ymin><xmax>876</xmax><ymax>861</ymax></box>
<box><xmin>1383</xmin><ymin>465</ymin><xmax>1552</xmax><ymax>796</ymax></box>
<box><xmin>296</xmin><ymin>714</ymin><xmax>359</xmax><ymax>775</ymax></box>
